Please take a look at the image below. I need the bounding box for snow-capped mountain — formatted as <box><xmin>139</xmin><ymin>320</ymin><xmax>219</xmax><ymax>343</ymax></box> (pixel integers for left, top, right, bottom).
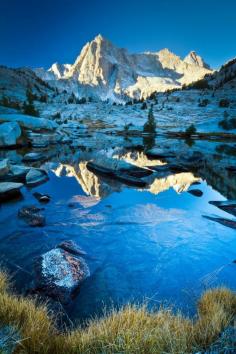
<box><xmin>34</xmin><ymin>34</ymin><xmax>212</xmax><ymax>101</ymax></box>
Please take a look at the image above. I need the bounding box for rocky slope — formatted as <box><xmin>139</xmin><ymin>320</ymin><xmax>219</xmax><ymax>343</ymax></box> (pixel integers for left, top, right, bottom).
<box><xmin>34</xmin><ymin>34</ymin><xmax>212</xmax><ymax>101</ymax></box>
<box><xmin>0</xmin><ymin>65</ymin><xmax>54</xmax><ymax>104</ymax></box>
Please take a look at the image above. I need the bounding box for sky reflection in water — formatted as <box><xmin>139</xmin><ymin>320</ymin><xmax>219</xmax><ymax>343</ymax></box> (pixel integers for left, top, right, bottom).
<box><xmin>0</xmin><ymin>154</ymin><xmax>236</xmax><ymax>323</ymax></box>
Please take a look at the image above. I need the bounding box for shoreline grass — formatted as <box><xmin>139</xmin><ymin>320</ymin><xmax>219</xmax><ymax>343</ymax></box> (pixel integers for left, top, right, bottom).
<box><xmin>0</xmin><ymin>271</ymin><xmax>235</xmax><ymax>353</ymax></box>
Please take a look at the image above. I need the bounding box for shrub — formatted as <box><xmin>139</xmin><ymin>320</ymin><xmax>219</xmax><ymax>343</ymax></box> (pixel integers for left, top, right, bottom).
<box><xmin>219</xmin><ymin>99</ymin><xmax>230</xmax><ymax>108</ymax></box>
<box><xmin>143</xmin><ymin>107</ymin><xmax>156</xmax><ymax>134</ymax></box>
<box><xmin>68</xmin><ymin>93</ymin><xmax>76</xmax><ymax>104</ymax></box>
<box><xmin>52</xmin><ymin>112</ymin><xmax>61</xmax><ymax>119</ymax></box>
<box><xmin>185</xmin><ymin>124</ymin><xmax>197</xmax><ymax>136</ymax></box>
<box><xmin>78</xmin><ymin>97</ymin><xmax>87</xmax><ymax>104</ymax></box>
<box><xmin>39</xmin><ymin>94</ymin><xmax>48</xmax><ymax>103</ymax></box>
<box><xmin>219</xmin><ymin>117</ymin><xmax>236</xmax><ymax>130</ymax></box>
<box><xmin>23</xmin><ymin>101</ymin><xmax>39</xmax><ymax>117</ymax></box>
<box><xmin>124</xmin><ymin>123</ymin><xmax>133</xmax><ymax>135</ymax></box>
<box><xmin>189</xmin><ymin>79</ymin><xmax>210</xmax><ymax>90</ymax></box>
<box><xmin>26</xmin><ymin>88</ymin><xmax>37</xmax><ymax>103</ymax></box>
<box><xmin>141</xmin><ymin>102</ymin><xmax>147</xmax><ymax>110</ymax></box>
<box><xmin>0</xmin><ymin>96</ymin><xmax>21</xmax><ymax>110</ymax></box>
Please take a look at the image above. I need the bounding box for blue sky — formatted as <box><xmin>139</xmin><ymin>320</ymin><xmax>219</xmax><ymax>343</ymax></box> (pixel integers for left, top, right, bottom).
<box><xmin>0</xmin><ymin>0</ymin><xmax>235</xmax><ymax>69</ymax></box>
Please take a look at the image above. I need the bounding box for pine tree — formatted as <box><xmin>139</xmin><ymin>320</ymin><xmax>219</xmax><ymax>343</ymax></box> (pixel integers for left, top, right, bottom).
<box><xmin>23</xmin><ymin>101</ymin><xmax>39</xmax><ymax>117</ymax></box>
<box><xmin>143</xmin><ymin>107</ymin><xmax>156</xmax><ymax>134</ymax></box>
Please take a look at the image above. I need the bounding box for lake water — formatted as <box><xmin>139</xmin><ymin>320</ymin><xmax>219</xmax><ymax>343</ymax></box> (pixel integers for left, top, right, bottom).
<box><xmin>0</xmin><ymin>135</ymin><xmax>236</xmax><ymax>324</ymax></box>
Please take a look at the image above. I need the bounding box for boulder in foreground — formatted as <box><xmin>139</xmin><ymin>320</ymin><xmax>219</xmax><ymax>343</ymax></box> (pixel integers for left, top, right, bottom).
<box><xmin>34</xmin><ymin>247</ymin><xmax>90</xmax><ymax>303</ymax></box>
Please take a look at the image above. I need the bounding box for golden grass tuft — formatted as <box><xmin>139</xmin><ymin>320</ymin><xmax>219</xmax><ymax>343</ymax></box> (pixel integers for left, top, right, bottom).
<box><xmin>0</xmin><ymin>270</ymin><xmax>235</xmax><ymax>354</ymax></box>
<box><xmin>0</xmin><ymin>270</ymin><xmax>9</xmax><ymax>294</ymax></box>
<box><xmin>0</xmin><ymin>291</ymin><xmax>55</xmax><ymax>353</ymax></box>
<box><xmin>193</xmin><ymin>287</ymin><xmax>236</xmax><ymax>349</ymax></box>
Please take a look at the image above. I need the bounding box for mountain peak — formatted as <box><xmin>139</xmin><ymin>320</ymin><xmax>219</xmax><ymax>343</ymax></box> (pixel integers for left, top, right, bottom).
<box><xmin>34</xmin><ymin>38</ymin><xmax>212</xmax><ymax>100</ymax></box>
<box><xmin>184</xmin><ymin>51</ymin><xmax>210</xmax><ymax>69</ymax></box>
<box><xmin>94</xmin><ymin>34</ymin><xmax>106</xmax><ymax>43</ymax></box>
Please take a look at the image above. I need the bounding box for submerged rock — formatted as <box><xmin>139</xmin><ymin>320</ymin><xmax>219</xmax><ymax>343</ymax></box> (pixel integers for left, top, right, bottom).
<box><xmin>0</xmin><ymin>121</ymin><xmax>21</xmax><ymax>147</ymax></box>
<box><xmin>18</xmin><ymin>205</ymin><xmax>45</xmax><ymax>227</ymax></box>
<box><xmin>57</xmin><ymin>240</ymin><xmax>87</xmax><ymax>256</ymax></box>
<box><xmin>188</xmin><ymin>189</ymin><xmax>203</xmax><ymax>197</ymax></box>
<box><xmin>0</xmin><ymin>182</ymin><xmax>23</xmax><ymax>202</ymax></box>
<box><xmin>26</xmin><ymin>168</ymin><xmax>48</xmax><ymax>187</ymax></box>
<box><xmin>33</xmin><ymin>192</ymin><xmax>50</xmax><ymax>203</ymax></box>
<box><xmin>34</xmin><ymin>247</ymin><xmax>90</xmax><ymax>303</ymax></box>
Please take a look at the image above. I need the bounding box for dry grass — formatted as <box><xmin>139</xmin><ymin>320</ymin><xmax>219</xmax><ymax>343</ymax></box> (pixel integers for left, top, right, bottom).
<box><xmin>0</xmin><ymin>270</ymin><xmax>9</xmax><ymax>294</ymax></box>
<box><xmin>193</xmin><ymin>287</ymin><xmax>236</xmax><ymax>349</ymax></box>
<box><xmin>0</xmin><ymin>271</ymin><xmax>235</xmax><ymax>354</ymax></box>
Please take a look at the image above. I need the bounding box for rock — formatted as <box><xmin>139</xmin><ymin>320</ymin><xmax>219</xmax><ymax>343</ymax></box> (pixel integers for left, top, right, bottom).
<box><xmin>0</xmin><ymin>182</ymin><xmax>23</xmax><ymax>202</ymax></box>
<box><xmin>27</xmin><ymin>131</ymin><xmax>62</xmax><ymax>147</ymax></box>
<box><xmin>188</xmin><ymin>189</ymin><xmax>203</xmax><ymax>197</ymax></box>
<box><xmin>0</xmin><ymin>165</ymin><xmax>31</xmax><ymax>183</ymax></box>
<box><xmin>0</xmin><ymin>114</ymin><xmax>58</xmax><ymax>131</ymax></box>
<box><xmin>23</xmin><ymin>152</ymin><xmax>44</xmax><ymax>162</ymax></box>
<box><xmin>0</xmin><ymin>121</ymin><xmax>21</xmax><ymax>147</ymax></box>
<box><xmin>209</xmin><ymin>200</ymin><xmax>236</xmax><ymax>217</ymax></box>
<box><xmin>9</xmin><ymin>165</ymin><xmax>31</xmax><ymax>182</ymax></box>
<box><xmin>26</xmin><ymin>168</ymin><xmax>48</xmax><ymax>187</ymax></box>
<box><xmin>203</xmin><ymin>215</ymin><xmax>236</xmax><ymax>230</ymax></box>
<box><xmin>0</xmin><ymin>159</ymin><xmax>9</xmax><ymax>176</ymax></box>
<box><xmin>33</xmin><ymin>192</ymin><xmax>50</xmax><ymax>203</ymax></box>
<box><xmin>18</xmin><ymin>205</ymin><xmax>45</xmax><ymax>227</ymax></box>
<box><xmin>34</xmin><ymin>248</ymin><xmax>90</xmax><ymax>302</ymax></box>
<box><xmin>57</xmin><ymin>240</ymin><xmax>87</xmax><ymax>256</ymax></box>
